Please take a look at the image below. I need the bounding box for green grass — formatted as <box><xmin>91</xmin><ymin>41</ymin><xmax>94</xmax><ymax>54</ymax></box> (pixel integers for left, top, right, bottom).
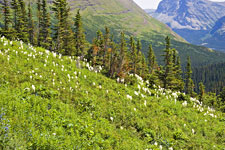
<box><xmin>0</xmin><ymin>37</ymin><xmax>224</xmax><ymax>149</ymax></box>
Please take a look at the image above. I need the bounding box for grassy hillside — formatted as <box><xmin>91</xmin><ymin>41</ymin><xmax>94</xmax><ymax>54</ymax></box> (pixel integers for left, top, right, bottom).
<box><xmin>0</xmin><ymin>37</ymin><xmax>224</xmax><ymax>149</ymax></box>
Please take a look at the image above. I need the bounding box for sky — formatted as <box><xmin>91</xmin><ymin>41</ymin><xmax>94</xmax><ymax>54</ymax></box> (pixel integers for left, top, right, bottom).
<box><xmin>133</xmin><ymin>0</ymin><xmax>225</xmax><ymax>9</ymax></box>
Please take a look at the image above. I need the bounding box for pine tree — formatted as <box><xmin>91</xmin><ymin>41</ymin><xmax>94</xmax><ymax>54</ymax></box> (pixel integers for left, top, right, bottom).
<box><xmin>185</xmin><ymin>56</ymin><xmax>195</xmax><ymax>95</ymax></box>
<box><xmin>163</xmin><ymin>36</ymin><xmax>176</xmax><ymax>89</ymax></box>
<box><xmin>199</xmin><ymin>82</ymin><xmax>205</xmax><ymax>103</ymax></box>
<box><xmin>148</xmin><ymin>44</ymin><xmax>157</xmax><ymax>74</ymax></box>
<box><xmin>95</xmin><ymin>30</ymin><xmax>104</xmax><ymax>66</ymax></box>
<box><xmin>28</xmin><ymin>2</ymin><xmax>35</xmax><ymax>45</ymax></box>
<box><xmin>39</xmin><ymin>0</ymin><xmax>52</xmax><ymax>49</ymax></box>
<box><xmin>11</xmin><ymin>0</ymin><xmax>18</xmax><ymax>30</ymax></box>
<box><xmin>175</xmin><ymin>55</ymin><xmax>184</xmax><ymax>91</ymax></box>
<box><xmin>103</xmin><ymin>27</ymin><xmax>111</xmax><ymax>69</ymax></box>
<box><xmin>17</xmin><ymin>0</ymin><xmax>28</xmax><ymax>42</ymax></box>
<box><xmin>74</xmin><ymin>9</ymin><xmax>86</xmax><ymax>57</ymax></box>
<box><xmin>117</xmin><ymin>32</ymin><xmax>128</xmax><ymax>77</ymax></box>
<box><xmin>52</xmin><ymin>0</ymin><xmax>75</xmax><ymax>55</ymax></box>
<box><xmin>1</xmin><ymin>0</ymin><xmax>12</xmax><ymax>39</ymax></box>
<box><xmin>129</xmin><ymin>36</ymin><xmax>137</xmax><ymax>74</ymax></box>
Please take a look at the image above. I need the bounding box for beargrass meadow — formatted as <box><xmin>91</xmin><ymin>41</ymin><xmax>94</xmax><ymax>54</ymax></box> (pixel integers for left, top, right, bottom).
<box><xmin>0</xmin><ymin>0</ymin><xmax>225</xmax><ymax>149</ymax></box>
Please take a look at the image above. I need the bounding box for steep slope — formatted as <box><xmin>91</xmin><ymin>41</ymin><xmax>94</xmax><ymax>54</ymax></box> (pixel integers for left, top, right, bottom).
<box><xmin>202</xmin><ymin>16</ymin><xmax>225</xmax><ymax>51</ymax></box>
<box><xmin>148</xmin><ymin>0</ymin><xmax>225</xmax><ymax>52</ymax></box>
<box><xmin>0</xmin><ymin>37</ymin><xmax>225</xmax><ymax>149</ymax></box>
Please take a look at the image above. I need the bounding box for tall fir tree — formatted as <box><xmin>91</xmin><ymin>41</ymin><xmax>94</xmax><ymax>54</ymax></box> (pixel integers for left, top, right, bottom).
<box><xmin>11</xmin><ymin>0</ymin><xmax>18</xmax><ymax>31</ymax></box>
<box><xmin>52</xmin><ymin>0</ymin><xmax>75</xmax><ymax>55</ymax></box>
<box><xmin>117</xmin><ymin>32</ymin><xmax>128</xmax><ymax>77</ymax></box>
<box><xmin>199</xmin><ymin>82</ymin><xmax>205</xmax><ymax>103</ymax></box>
<box><xmin>163</xmin><ymin>36</ymin><xmax>176</xmax><ymax>89</ymax></box>
<box><xmin>175</xmin><ymin>55</ymin><xmax>184</xmax><ymax>91</ymax></box>
<box><xmin>28</xmin><ymin>2</ymin><xmax>35</xmax><ymax>45</ymax></box>
<box><xmin>17</xmin><ymin>0</ymin><xmax>28</xmax><ymax>42</ymax></box>
<box><xmin>103</xmin><ymin>26</ymin><xmax>111</xmax><ymax>69</ymax></box>
<box><xmin>185</xmin><ymin>56</ymin><xmax>195</xmax><ymax>95</ymax></box>
<box><xmin>148</xmin><ymin>44</ymin><xmax>157</xmax><ymax>74</ymax></box>
<box><xmin>39</xmin><ymin>0</ymin><xmax>52</xmax><ymax>49</ymax></box>
<box><xmin>129</xmin><ymin>36</ymin><xmax>137</xmax><ymax>74</ymax></box>
<box><xmin>1</xmin><ymin>0</ymin><xmax>12</xmax><ymax>39</ymax></box>
<box><xmin>74</xmin><ymin>9</ymin><xmax>86</xmax><ymax>57</ymax></box>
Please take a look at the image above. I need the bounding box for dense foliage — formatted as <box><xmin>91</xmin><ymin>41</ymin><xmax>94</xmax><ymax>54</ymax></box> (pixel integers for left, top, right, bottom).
<box><xmin>0</xmin><ymin>37</ymin><xmax>225</xmax><ymax>149</ymax></box>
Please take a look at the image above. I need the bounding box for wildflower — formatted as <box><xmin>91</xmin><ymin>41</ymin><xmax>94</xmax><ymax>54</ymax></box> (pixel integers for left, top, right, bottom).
<box><xmin>144</xmin><ymin>100</ymin><xmax>147</xmax><ymax>106</ymax></box>
<box><xmin>184</xmin><ymin>124</ymin><xmax>186</xmax><ymax>127</ymax></box>
<box><xmin>159</xmin><ymin>145</ymin><xmax>163</xmax><ymax>150</ymax></box>
<box><xmin>126</xmin><ymin>95</ymin><xmax>132</xmax><ymax>100</ymax></box>
<box><xmin>30</xmin><ymin>76</ymin><xmax>32</xmax><ymax>80</ymax></box>
<box><xmin>53</xmin><ymin>133</ymin><xmax>56</xmax><ymax>136</ymax></box>
<box><xmin>192</xmin><ymin>129</ymin><xmax>195</xmax><ymax>134</ymax></box>
<box><xmin>182</xmin><ymin>101</ymin><xmax>187</xmax><ymax>107</ymax></box>
<box><xmin>84</xmin><ymin>75</ymin><xmax>87</xmax><ymax>79</ymax></box>
<box><xmin>169</xmin><ymin>147</ymin><xmax>173</xmax><ymax>150</ymax></box>
<box><xmin>154</xmin><ymin>142</ymin><xmax>158</xmax><ymax>146</ymax></box>
<box><xmin>134</xmin><ymin>91</ymin><xmax>139</xmax><ymax>96</ymax></box>
<box><xmin>32</xmin><ymin>85</ymin><xmax>35</xmax><ymax>92</ymax></box>
<box><xmin>110</xmin><ymin>117</ymin><xmax>113</xmax><ymax>122</ymax></box>
<box><xmin>117</xmin><ymin>77</ymin><xmax>120</xmax><ymax>83</ymax></box>
<box><xmin>134</xmin><ymin>108</ymin><xmax>136</xmax><ymax>111</ymax></box>
<box><xmin>106</xmin><ymin>90</ymin><xmax>109</xmax><ymax>94</ymax></box>
<box><xmin>93</xmin><ymin>82</ymin><xmax>96</xmax><ymax>86</ymax></box>
<box><xmin>99</xmin><ymin>85</ymin><xmax>102</xmax><ymax>89</ymax></box>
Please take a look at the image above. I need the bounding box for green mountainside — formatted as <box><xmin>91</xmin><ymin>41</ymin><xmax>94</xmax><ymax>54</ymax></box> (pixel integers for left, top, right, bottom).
<box><xmin>0</xmin><ymin>37</ymin><xmax>225</xmax><ymax>149</ymax></box>
<box><xmin>15</xmin><ymin>0</ymin><xmax>225</xmax><ymax>66</ymax></box>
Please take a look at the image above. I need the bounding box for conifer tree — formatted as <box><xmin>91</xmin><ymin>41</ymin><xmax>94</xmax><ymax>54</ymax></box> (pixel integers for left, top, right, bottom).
<box><xmin>52</xmin><ymin>0</ymin><xmax>75</xmax><ymax>55</ymax></box>
<box><xmin>103</xmin><ymin>27</ymin><xmax>111</xmax><ymax>69</ymax></box>
<box><xmin>39</xmin><ymin>0</ymin><xmax>52</xmax><ymax>49</ymax></box>
<box><xmin>1</xmin><ymin>0</ymin><xmax>12</xmax><ymax>38</ymax></box>
<box><xmin>185</xmin><ymin>56</ymin><xmax>195</xmax><ymax>95</ymax></box>
<box><xmin>129</xmin><ymin>36</ymin><xmax>137</xmax><ymax>74</ymax></box>
<box><xmin>95</xmin><ymin>30</ymin><xmax>104</xmax><ymax>66</ymax></box>
<box><xmin>28</xmin><ymin>2</ymin><xmax>35</xmax><ymax>45</ymax></box>
<box><xmin>17</xmin><ymin>0</ymin><xmax>28</xmax><ymax>42</ymax></box>
<box><xmin>163</xmin><ymin>36</ymin><xmax>176</xmax><ymax>89</ymax></box>
<box><xmin>11</xmin><ymin>0</ymin><xmax>18</xmax><ymax>30</ymax></box>
<box><xmin>175</xmin><ymin>55</ymin><xmax>184</xmax><ymax>91</ymax></box>
<box><xmin>199</xmin><ymin>82</ymin><xmax>205</xmax><ymax>103</ymax></box>
<box><xmin>148</xmin><ymin>44</ymin><xmax>157</xmax><ymax>74</ymax></box>
<box><xmin>74</xmin><ymin>9</ymin><xmax>86</xmax><ymax>57</ymax></box>
<box><xmin>117</xmin><ymin>32</ymin><xmax>128</xmax><ymax>77</ymax></box>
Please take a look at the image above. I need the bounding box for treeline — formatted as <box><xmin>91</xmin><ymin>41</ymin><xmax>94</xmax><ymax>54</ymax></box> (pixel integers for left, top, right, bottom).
<box><xmin>193</xmin><ymin>62</ymin><xmax>225</xmax><ymax>94</ymax></box>
<box><xmin>0</xmin><ymin>0</ymin><xmax>224</xmax><ymax>112</ymax></box>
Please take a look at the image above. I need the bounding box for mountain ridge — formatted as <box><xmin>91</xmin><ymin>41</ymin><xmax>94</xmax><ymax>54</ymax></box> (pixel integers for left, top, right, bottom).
<box><xmin>147</xmin><ymin>0</ymin><xmax>225</xmax><ymax>52</ymax></box>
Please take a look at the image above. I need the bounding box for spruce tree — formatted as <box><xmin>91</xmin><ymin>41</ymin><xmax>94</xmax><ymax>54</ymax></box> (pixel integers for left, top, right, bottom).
<box><xmin>175</xmin><ymin>55</ymin><xmax>184</xmax><ymax>91</ymax></box>
<box><xmin>74</xmin><ymin>9</ymin><xmax>86</xmax><ymax>57</ymax></box>
<box><xmin>129</xmin><ymin>36</ymin><xmax>137</xmax><ymax>74</ymax></box>
<box><xmin>17</xmin><ymin>0</ymin><xmax>28</xmax><ymax>42</ymax></box>
<box><xmin>117</xmin><ymin>32</ymin><xmax>128</xmax><ymax>77</ymax></box>
<box><xmin>39</xmin><ymin>0</ymin><xmax>52</xmax><ymax>49</ymax></box>
<box><xmin>103</xmin><ymin>27</ymin><xmax>111</xmax><ymax>69</ymax></box>
<box><xmin>163</xmin><ymin>36</ymin><xmax>176</xmax><ymax>89</ymax></box>
<box><xmin>199</xmin><ymin>82</ymin><xmax>205</xmax><ymax>103</ymax></box>
<box><xmin>28</xmin><ymin>2</ymin><xmax>35</xmax><ymax>45</ymax></box>
<box><xmin>148</xmin><ymin>44</ymin><xmax>157</xmax><ymax>74</ymax></box>
<box><xmin>185</xmin><ymin>56</ymin><xmax>195</xmax><ymax>95</ymax></box>
<box><xmin>1</xmin><ymin>0</ymin><xmax>12</xmax><ymax>39</ymax></box>
<box><xmin>11</xmin><ymin>0</ymin><xmax>18</xmax><ymax>30</ymax></box>
<box><xmin>52</xmin><ymin>0</ymin><xmax>75</xmax><ymax>55</ymax></box>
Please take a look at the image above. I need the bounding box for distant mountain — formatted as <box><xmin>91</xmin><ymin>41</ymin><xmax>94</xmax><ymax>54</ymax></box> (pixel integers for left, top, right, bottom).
<box><xmin>147</xmin><ymin>0</ymin><xmax>225</xmax><ymax>52</ymax></box>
